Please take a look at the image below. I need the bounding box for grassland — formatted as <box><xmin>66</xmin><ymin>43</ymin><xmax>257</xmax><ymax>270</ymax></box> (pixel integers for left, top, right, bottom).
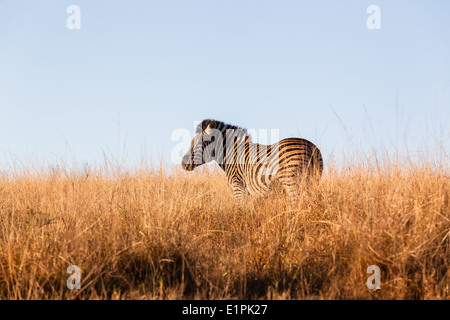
<box><xmin>0</xmin><ymin>157</ymin><xmax>448</xmax><ymax>299</ymax></box>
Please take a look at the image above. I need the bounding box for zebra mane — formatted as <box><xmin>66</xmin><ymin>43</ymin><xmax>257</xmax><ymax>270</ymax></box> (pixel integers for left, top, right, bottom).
<box><xmin>196</xmin><ymin>119</ymin><xmax>250</xmax><ymax>141</ymax></box>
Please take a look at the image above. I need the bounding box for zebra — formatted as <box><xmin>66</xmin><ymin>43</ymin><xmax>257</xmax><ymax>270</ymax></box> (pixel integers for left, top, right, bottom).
<box><xmin>181</xmin><ymin>119</ymin><xmax>323</xmax><ymax>203</ymax></box>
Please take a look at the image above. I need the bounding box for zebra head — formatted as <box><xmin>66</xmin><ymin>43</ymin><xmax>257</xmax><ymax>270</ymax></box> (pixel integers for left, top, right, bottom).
<box><xmin>181</xmin><ymin>119</ymin><xmax>223</xmax><ymax>171</ymax></box>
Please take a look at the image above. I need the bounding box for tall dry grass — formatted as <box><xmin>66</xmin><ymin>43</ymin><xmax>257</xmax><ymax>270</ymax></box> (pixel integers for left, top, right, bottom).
<box><xmin>0</xmin><ymin>157</ymin><xmax>448</xmax><ymax>299</ymax></box>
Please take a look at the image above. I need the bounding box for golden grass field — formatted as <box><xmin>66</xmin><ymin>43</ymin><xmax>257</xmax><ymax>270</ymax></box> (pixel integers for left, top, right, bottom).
<box><xmin>0</xmin><ymin>156</ymin><xmax>449</xmax><ymax>299</ymax></box>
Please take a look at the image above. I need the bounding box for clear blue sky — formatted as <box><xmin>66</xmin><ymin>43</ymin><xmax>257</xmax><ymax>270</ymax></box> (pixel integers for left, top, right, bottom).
<box><xmin>1</xmin><ymin>1</ymin><xmax>449</xmax><ymax>170</ymax></box>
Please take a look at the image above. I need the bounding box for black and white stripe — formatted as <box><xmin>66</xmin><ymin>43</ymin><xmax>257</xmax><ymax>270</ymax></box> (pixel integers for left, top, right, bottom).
<box><xmin>182</xmin><ymin>119</ymin><xmax>323</xmax><ymax>202</ymax></box>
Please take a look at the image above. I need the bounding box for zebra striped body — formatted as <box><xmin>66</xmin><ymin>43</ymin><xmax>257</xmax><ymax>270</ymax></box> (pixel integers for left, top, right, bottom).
<box><xmin>182</xmin><ymin>120</ymin><xmax>323</xmax><ymax>202</ymax></box>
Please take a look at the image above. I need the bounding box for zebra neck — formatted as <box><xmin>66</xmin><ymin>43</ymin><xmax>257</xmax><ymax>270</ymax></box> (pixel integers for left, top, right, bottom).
<box><xmin>221</xmin><ymin>133</ymin><xmax>253</xmax><ymax>169</ymax></box>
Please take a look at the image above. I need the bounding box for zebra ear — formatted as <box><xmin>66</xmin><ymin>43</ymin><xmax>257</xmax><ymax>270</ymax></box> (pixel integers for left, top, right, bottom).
<box><xmin>206</xmin><ymin>120</ymin><xmax>217</xmax><ymax>130</ymax></box>
<box><xmin>203</xmin><ymin>119</ymin><xmax>217</xmax><ymax>134</ymax></box>
<box><xmin>197</xmin><ymin>119</ymin><xmax>217</xmax><ymax>134</ymax></box>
